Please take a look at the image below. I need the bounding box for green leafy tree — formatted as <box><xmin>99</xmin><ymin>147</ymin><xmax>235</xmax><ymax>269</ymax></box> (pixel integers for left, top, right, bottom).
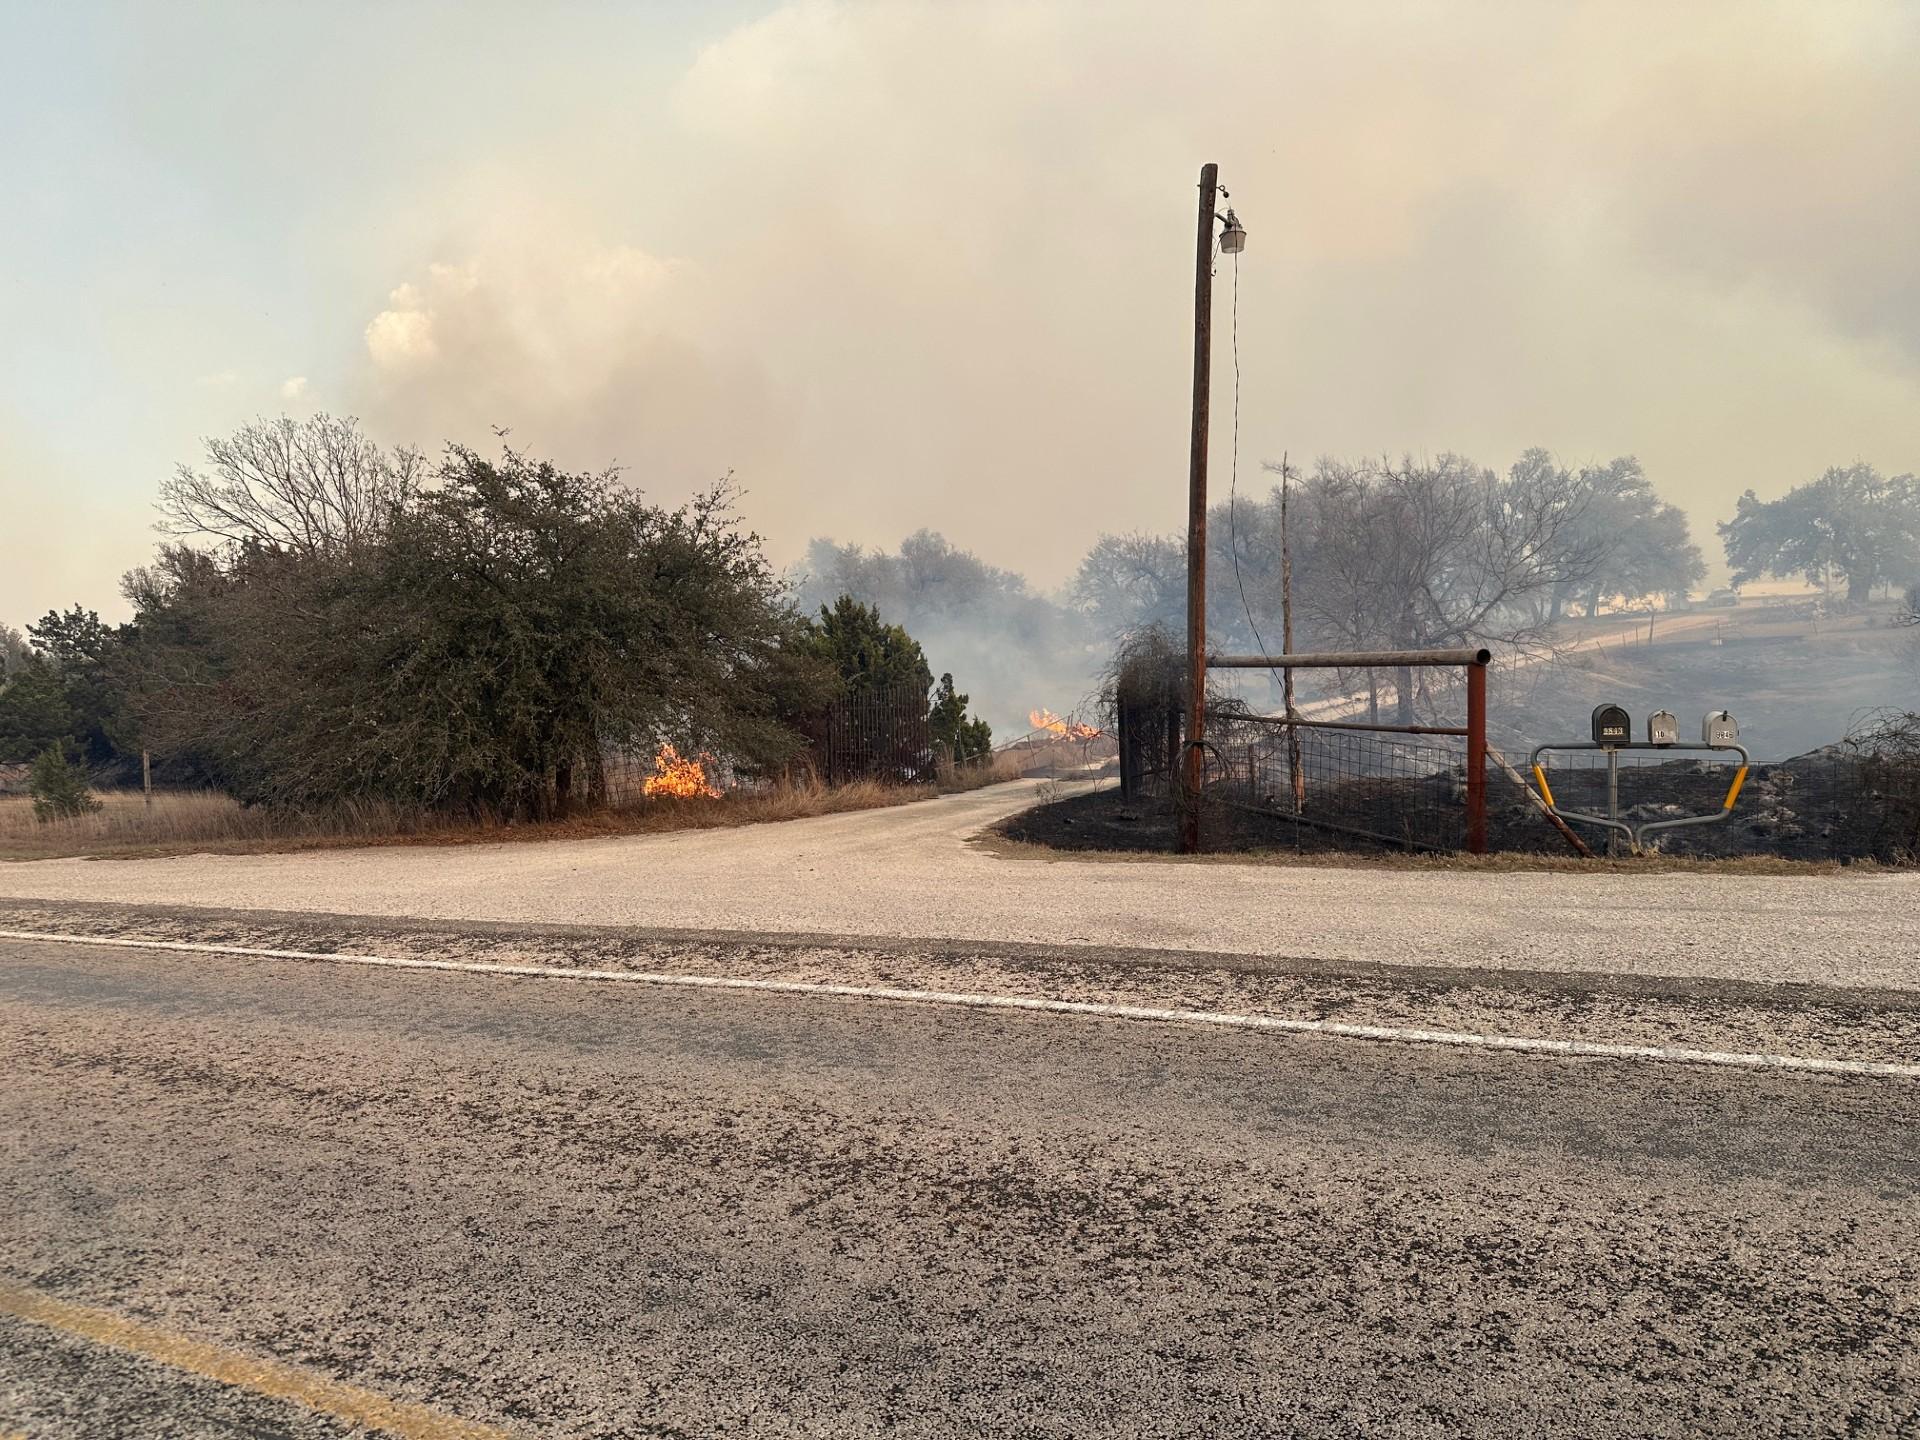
<box><xmin>27</xmin><ymin>607</ymin><xmax>129</xmax><ymax>764</ymax></box>
<box><xmin>801</xmin><ymin>595</ymin><xmax>934</xmax><ymax>696</ymax></box>
<box><xmin>124</xmin><ymin>441</ymin><xmax>812</xmax><ymax>815</ymax></box>
<box><xmin>28</xmin><ymin>743</ymin><xmax>101</xmax><ymax>821</ymax></box>
<box><xmin>797</xmin><ymin>596</ymin><xmax>995</xmax><ymax>765</ymax></box>
<box><xmin>0</xmin><ymin>654</ymin><xmax>78</xmax><ymax>763</ymax></box>
<box><xmin>929</xmin><ymin>672</ymin><xmax>992</xmax><ymax>762</ymax></box>
<box><xmin>1719</xmin><ymin>465</ymin><xmax>1920</xmax><ymax>604</ymax></box>
<box><xmin>0</xmin><ymin>610</ymin><xmax>133</xmax><ymax>767</ymax></box>
<box><xmin>798</xmin><ymin>530</ymin><xmax>1088</xmax><ymax>736</ymax></box>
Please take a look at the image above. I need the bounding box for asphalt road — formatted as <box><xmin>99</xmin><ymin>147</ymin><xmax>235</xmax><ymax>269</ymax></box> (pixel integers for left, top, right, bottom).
<box><xmin>4</xmin><ymin>781</ymin><xmax>1918</xmax><ymax>988</ymax></box>
<box><xmin>4</xmin><ymin>930</ymin><xmax>1917</xmax><ymax>1438</ymax></box>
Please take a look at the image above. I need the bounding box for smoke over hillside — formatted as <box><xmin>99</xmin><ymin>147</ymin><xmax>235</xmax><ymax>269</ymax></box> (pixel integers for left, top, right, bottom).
<box><xmin>790</xmin><ymin>531</ymin><xmax>1100</xmax><ymax>740</ymax></box>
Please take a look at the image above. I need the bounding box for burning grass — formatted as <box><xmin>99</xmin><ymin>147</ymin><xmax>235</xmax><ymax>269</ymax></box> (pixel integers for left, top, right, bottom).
<box><xmin>0</xmin><ymin>752</ymin><xmax>1029</xmax><ymax>862</ymax></box>
<box><xmin>641</xmin><ymin>744</ymin><xmax>723</xmax><ymax>799</ymax></box>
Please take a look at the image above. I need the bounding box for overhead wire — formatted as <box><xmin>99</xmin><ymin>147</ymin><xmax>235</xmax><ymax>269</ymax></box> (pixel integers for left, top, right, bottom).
<box><xmin>1222</xmin><ymin>242</ymin><xmax>1286</xmax><ymax>698</ymax></box>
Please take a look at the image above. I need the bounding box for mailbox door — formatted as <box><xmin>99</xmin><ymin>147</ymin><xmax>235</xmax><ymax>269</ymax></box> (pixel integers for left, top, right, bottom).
<box><xmin>1592</xmin><ymin>704</ymin><xmax>1631</xmax><ymax>747</ymax></box>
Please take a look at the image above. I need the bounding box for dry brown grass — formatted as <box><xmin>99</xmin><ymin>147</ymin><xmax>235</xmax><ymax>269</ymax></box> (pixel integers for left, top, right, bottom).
<box><xmin>0</xmin><ymin>751</ymin><xmax>1031</xmax><ymax>863</ymax></box>
<box><xmin>0</xmin><ymin>789</ymin><xmax>444</xmax><ymax>861</ymax></box>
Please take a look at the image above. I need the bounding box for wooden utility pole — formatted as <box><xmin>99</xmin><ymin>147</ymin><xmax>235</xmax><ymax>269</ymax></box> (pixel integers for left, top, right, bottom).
<box><xmin>1180</xmin><ymin>163</ymin><xmax>1219</xmax><ymax>854</ymax></box>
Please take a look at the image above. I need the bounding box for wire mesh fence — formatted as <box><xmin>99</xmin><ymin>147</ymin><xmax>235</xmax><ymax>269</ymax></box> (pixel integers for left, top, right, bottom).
<box><xmin>1185</xmin><ymin>713</ymin><xmax>1473</xmax><ymax>853</ymax></box>
<box><xmin>1192</xmin><ymin>728</ymin><xmax>1920</xmax><ymax>861</ymax></box>
<box><xmin>797</xmin><ymin>684</ymin><xmax>935</xmax><ymax>787</ymax></box>
<box><xmin>1116</xmin><ymin>706</ymin><xmax>1477</xmax><ymax>854</ymax></box>
<box><xmin>1104</xmin><ymin>645</ymin><xmax>1494</xmax><ymax>854</ymax></box>
<box><xmin>1208</xmin><ymin>718</ymin><xmax>1473</xmax><ymax>852</ymax></box>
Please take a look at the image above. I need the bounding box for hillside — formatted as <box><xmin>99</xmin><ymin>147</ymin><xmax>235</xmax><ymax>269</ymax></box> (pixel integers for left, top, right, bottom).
<box><xmin>1495</xmin><ymin>599</ymin><xmax>1917</xmax><ymax>760</ymax></box>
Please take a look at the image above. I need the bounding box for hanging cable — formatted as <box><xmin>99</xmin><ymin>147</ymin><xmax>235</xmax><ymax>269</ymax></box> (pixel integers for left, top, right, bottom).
<box><xmin>1224</xmin><ymin>248</ymin><xmax>1285</xmax><ymax>697</ymax></box>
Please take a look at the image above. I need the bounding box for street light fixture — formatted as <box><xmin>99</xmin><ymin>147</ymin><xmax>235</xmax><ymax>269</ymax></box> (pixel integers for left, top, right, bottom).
<box><xmin>1219</xmin><ymin>208</ymin><xmax>1247</xmax><ymax>254</ymax></box>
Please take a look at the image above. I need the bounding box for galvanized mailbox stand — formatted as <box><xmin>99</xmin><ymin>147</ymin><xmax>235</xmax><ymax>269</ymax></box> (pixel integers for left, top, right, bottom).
<box><xmin>1529</xmin><ymin>709</ymin><xmax>1750</xmax><ymax>856</ymax></box>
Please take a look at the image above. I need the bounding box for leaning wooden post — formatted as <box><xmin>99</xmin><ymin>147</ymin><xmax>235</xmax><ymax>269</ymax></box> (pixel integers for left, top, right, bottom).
<box><xmin>1279</xmin><ymin>456</ymin><xmax>1305</xmax><ymax>813</ymax></box>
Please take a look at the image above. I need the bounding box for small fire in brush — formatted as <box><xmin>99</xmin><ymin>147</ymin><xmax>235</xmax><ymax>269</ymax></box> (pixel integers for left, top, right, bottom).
<box><xmin>642</xmin><ymin>744</ymin><xmax>722</xmax><ymax>799</ymax></box>
<box><xmin>1028</xmin><ymin>707</ymin><xmax>1102</xmax><ymax>741</ymax></box>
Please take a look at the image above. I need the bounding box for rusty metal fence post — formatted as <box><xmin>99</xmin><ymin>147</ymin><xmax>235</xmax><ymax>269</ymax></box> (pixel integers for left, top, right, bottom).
<box><xmin>1465</xmin><ymin>657</ymin><xmax>1487</xmax><ymax>855</ymax></box>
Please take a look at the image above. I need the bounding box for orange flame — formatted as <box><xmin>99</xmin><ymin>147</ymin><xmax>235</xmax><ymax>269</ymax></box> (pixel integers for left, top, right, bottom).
<box><xmin>642</xmin><ymin>744</ymin><xmax>722</xmax><ymax>799</ymax></box>
<box><xmin>1028</xmin><ymin>707</ymin><xmax>1102</xmax><ymax>741</ymax></box>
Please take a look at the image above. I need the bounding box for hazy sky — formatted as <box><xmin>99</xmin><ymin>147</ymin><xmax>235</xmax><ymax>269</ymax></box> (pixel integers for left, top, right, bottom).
<box><xmin>4</xmin><ymin>0</ymin><xmax>1917</xmax><ymax>627</ymax></box>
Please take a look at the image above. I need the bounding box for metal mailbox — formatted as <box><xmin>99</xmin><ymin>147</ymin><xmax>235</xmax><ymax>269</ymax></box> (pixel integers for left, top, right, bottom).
<box><xmin>1703</xmin><ymin>709</ymin><xmax>1739</xmax><ymax>746</ymax></box>
<box><xmin>1591</xmin><ymin>703</ymin><xmax>1631</xmax><ymax>748</ymax></box>
<box><xmin>1647</xmin><ymin>710</ymin><xmax>1679</xmax><ymax>746</ymax></box>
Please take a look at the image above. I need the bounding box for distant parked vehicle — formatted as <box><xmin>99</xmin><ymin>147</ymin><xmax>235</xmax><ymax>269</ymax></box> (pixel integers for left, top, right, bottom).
<box><xmin>1707</xmin><ymin>587</ymin><xmax>1740</xmax><ymax>606</ymax></box>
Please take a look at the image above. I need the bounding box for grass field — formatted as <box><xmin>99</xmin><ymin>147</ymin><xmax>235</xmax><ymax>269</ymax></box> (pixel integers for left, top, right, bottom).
<box><xmin>0</xmin><ymin>754</ymin><xmax>1027</xmax><ymax>862</ymax></box>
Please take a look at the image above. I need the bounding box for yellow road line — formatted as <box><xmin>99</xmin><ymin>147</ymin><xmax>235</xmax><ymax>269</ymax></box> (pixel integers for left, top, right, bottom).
<box><xmin>0</xmin><ymin>1281</ymin><xmax>515</xmax><ymax>1440</ymax></box>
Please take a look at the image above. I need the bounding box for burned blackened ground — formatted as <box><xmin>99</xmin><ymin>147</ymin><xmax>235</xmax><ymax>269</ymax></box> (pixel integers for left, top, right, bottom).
<box><xmin>998</xmin><ymin>746</ymin><xmax>1919</xmax><ymax>863</ymax></box>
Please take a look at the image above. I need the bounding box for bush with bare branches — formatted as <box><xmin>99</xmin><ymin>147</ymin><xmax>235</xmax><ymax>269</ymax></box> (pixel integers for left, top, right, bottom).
<box><xmin>158</xmin><ymin>413</ymin><xmax>422</xmax><ymax>556</ymax></box>
<box><xmin>1839</xmin><ymin>710</ymin><xmax>1920</xmax><ymax>862</ymax></box>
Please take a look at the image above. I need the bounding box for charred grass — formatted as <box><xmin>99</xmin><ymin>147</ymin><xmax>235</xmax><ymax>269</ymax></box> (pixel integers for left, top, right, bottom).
<box><xmin>985</xmin><ymin>783</ymin><xmax>1892</xmax><ymax>874</ymax></box>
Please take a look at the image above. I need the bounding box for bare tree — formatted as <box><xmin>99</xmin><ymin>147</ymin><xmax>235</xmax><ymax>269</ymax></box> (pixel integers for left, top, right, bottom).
<box><xmin>1070</xmin><ymin>531</ymin><xmax>1186</xmax><ymax>638</ymax></box>
<box><xmin>1289</xmin><ymin>454</ymin><xmax>1605</xmax><ymax>721</ymax></box>
<box><xmin>158</xmin><ymin>413</ymin><xmax>422</xmax><ymax>555</ymax></box>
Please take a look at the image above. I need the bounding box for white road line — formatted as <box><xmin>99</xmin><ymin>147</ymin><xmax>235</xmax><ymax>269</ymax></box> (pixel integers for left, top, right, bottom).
<box><xmin>3</xmin><ymin>926</ymin><xmax>1916</xmax><ymax>1080</ymax></box>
